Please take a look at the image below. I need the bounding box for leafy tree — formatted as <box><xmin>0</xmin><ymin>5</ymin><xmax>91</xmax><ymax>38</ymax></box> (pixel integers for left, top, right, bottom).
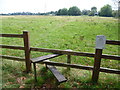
<box><xmin>82</xmin><ymin>9</ymin><xmax>90</xmax><ymax>15</ymax></box>
<box><xmin>112</xmin><ymin>10</ymin><xmax>120</xmax><ymax>18</ymax></box>
<box><xmin>56</xmin><ymin>9</ymin><xmax>62</xmax><ymax>15</ymax></box>
<box><xmin>56</xmin><ymin>8</ymin><xmax>68</xmax><ymax>15</ymax></box>
<box><xmin>68</xmin><ymin>6</ymin><xmax>81</xmax><ymax>16</ymax></box>
<box><xmin>99</xmin><ymin>4</ymin><xmax>112</xmax><ymax>17</ymax></box>
<box><xmin>60</xmin><ymin>8</ymin><xmax>68</xmax><ymax>15</ymax></box>
<box><xmin>91</xmin><ymin>7</ymin><xmax>97</xmax><ymax>12</ymax></box>
<box><xmin>88</xmin><ymin>11</ymin><xmax>95</xmax><ymax>16</ymax></box>
<box><xmin>89</xmin><ymin>6</ymin><xmax>97</xmax><ymax>16</ymax></box>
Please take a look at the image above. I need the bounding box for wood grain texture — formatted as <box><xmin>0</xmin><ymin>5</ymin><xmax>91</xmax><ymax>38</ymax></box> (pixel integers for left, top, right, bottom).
<box><xmin>43</xmin><ymin>60</ymin><xmax>120</xmax><ymax>74</ymax></box>
<box><xmin>31</xmin><ymin>54</ymin><xmax>62</xmax><ymax>63</ymax></box>
<box><xmin>47</xmin><ymin>65</ymin><xmax>67</xmax><ymax>83</ymax></box>
<box><xmin>23</xmin><ymin>31</ymin><xmax>31</xmax><ymax>72</ymax></box>
<box><xmin>92</xmin><ymin>49</ymin><xmax>103</xmax><ymax>83</ymax></box>
<box><xmin>0</xmin><ymin>45</ymin><xmax>24</xmax><ymax>50</ymax></box>
<box><xmin>106</xmin><ymin>40</ymin><xmax>120</xmax><ymax>45</ymax></box>
<box><xmin>0</xmin><ymin>34</ymin><xmax>23</xmax><ymax>38</ymax></box>
<box><xmin>0</xmin><ymin>55</ymin><xmax>25</xmax><ymax>61</ymax></box>
<box><xmin>30</xmin><ymin>47</ymin><xmax>120</xmax><ymax>60</ymax></box>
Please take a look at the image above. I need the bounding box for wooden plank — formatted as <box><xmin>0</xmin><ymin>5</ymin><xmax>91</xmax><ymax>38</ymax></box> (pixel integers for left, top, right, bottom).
<box><xmin>30</xmin><ymin>47</ymin><xmax>94</xmax><ymax>57</ymax></box>
<box><xmin>100</xmin><ymin>67</ymin><xmax>120</xmax><ymax>74</ymax></box>
<box><xmin>106</xmin><ymin>40</ymin><xmax>120</xmax><ymax>45</ymax></box>
<box><xmin>30</xmin><ymin>47</ymin><xmax>120</xmax><ymax>60</ymax></box>
<box><xmin>23</xmin><ymin>31</ymin><xmax>31</xmax><ymax>72</ymax></box>
<box><xmin>101</xmin><ymin>54</ymin><xmax>120</xmax><ymax>60</ymax></box>
<box><xmin>46</xmin><ymin>65</ymin><xmax>67</xmax><ymax>83</ymax></box>
<box><xmin>31</xmin><ymin>54</ymin><xmax>62</xmax><ymax>63</ymax></box>
<box><xmin>92</xmin><ymin>49</ymin><xmax>103</xmax><ymax>83</ymax></box>
<box><xmin>44</xmin><ymin>60</ymin><xmax>93</xmax><ymax>70</ymax></box>
<box><xmin>43</xmin><ymin>60</ymin><xmax>120</xmax><ymax>74</ymax></box>
<box><xmin>0</xmin><ymin>45</ymin><xmax>24</xmax><ymax>50</ymax></box>
<box><xmin>0</xmin><ymin>34</ymin><xmax>23</xmax><ymax>38</ymax></box>
<box><xmin>0</xmin><ymin>55</ymin><xmax>25</xmax><ymax>61</ymax></box>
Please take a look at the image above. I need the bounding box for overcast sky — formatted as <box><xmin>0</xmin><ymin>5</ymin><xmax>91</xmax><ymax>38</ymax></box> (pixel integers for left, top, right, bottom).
<box><xmin>0</xmin><ymin>0</ymin><xmax>117</xmax><ymax>14</ymax></box>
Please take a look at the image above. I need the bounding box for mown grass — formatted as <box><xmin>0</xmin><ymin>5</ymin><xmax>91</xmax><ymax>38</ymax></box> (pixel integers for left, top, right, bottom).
<box><xmin>1</xmin><ymin>15</ymin><xmax>119</xmax><ymax>88</ymax></box>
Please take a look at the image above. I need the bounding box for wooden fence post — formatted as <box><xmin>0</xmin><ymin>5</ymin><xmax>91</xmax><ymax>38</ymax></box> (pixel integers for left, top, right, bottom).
<box><xmin>66</xmin><ymin>49</ymin><xmax>72</xmax><ymax>70</ymax></box>
<box><xmin>92</xmin><ymin>49</ymin><xmax>103</xmax><ymax>83</ymax></box>
<box><xmin>92</xmin><ymin>35</ymin><xmax>106</xmax><ymax>83</ymax></box>
<box><xmin>23</xmin><ymin>31</ymin><xmax>31</xmax><ymax>73</ymax></box>
<box><xmin>67</xmin><ymin>55</ymin><xmax>71</xmax><ymax>70</ymax></box>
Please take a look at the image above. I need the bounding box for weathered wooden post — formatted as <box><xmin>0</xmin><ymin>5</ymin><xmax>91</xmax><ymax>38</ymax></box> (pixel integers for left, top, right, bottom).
<box><xmin>92</xmin><ymin>35</ymin><xmax>106</xmax><ymax>83</ymax></box>
<box><xmin>23</xmin><ymin>31</ymin><xmax>31</xmax><ymax>73</ymax></box>
<box><xmin>67</xmin><ymin>55</ymin><xmax>71</xmax><ymax>70</ymax></box>
<box><xmin>66</xmin><ymin>49</ymin><xmax>72</xmax><ymax>70</ymax></box>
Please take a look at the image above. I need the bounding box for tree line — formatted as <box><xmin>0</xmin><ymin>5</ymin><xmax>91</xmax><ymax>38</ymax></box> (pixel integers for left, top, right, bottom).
<box><xmin>1</xmin><ymin>4</ymin><xmax>119</xmax><ymax>18</ymax></box>
<box><xmin>56</xmin><ymin>4</ymin><xmax>119</xmax><ymax>18</ymax></box>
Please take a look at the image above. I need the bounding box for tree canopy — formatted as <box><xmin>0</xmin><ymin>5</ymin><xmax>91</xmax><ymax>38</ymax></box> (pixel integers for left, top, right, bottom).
<box><xmin>82</xmin><ymin>9</ymin><xmax>90</xmax><ymax>15</ymax></box>
<box><xmin>56</xmin><ymin>8</ymin><xmax>68</xmax><ymax>15</ymax></box>
<box><xmin>68</xmin><ymin>6</ymin><xmax>81</xmax><ymax>16</ymax></box>
<box><xmin>99</xmin><ymin>4</ymin><xmax>112</xmax><ymax>17</ymax></box>
<box><xmin>1</xmin><ymin>4</ymin><xmax>117</xmax><ymax>18</ymax></box>
<box><xmin>89</xmin><ymin>7</ymin><xmax>97</xmax><ymax>16</ymax></box>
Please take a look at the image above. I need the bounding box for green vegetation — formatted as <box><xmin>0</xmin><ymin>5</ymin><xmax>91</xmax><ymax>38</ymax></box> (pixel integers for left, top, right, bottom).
<box><xmin>57</xmin><ymin>6</ymin><xmax>82</xmax><ymax>16</ymax></box>
<box><xmin>99</xmin><ymin>4</ymin><xmax>113</xmax><ymax>17</ymax></box>
<box><xmin>1</xmin><ymin>4</ymin><xmax>119</xmax><ymax>18</ymax></box>
<box><xmin>68</xmin><ymin>6</ymin><xmax>81</xmax><ymax>16</ymax></box>
<box><xmin>1</xmin><ymin>16</ymin><xmax>119</xmax><ymax>88</ymax></box>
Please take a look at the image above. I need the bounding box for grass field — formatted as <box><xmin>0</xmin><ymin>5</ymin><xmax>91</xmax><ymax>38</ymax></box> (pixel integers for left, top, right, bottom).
<box><xmin>1</xmin><ymin>15</ymin><xmax>119</xmax><ymax>88</ymax></box>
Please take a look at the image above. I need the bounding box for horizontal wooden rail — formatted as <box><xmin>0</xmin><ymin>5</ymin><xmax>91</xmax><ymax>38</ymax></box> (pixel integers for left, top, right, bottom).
<box><xmin>43</xmin><ymin>61</ymin><xmax>120</xmax><ymax>74</ymax></box>
<box><xmin>0</xmin><ymin>45</ymin><xmax>24</xmax><ymax>50</ymax></box>
<box><xmin>101</xmin><ymin>54</ymin><xmax>120</xmax><ymax>60</ymax></box>
<box><xmin>44</xmin><ymin>60</ymin><xmax>93</xmax><ymax>70</ymax></box>
<box><xmin>1</xmin><ymin>46</ymin><xmax>119</xmax><ymax>60</ymax></box>
<box><xmin>30</xmin><ymin>47</ymin><xmax>95</xmax><ymax>57</ymax></box>
<box><xmin>99</xmin><ymin>67</ymin><xmax>120</xmax><ymax>74</ymax></box>
<box><xmin>0</xmin><ymin>55</ymin><xmax>25</xmax><ymax>61</ymax></box>
<box><xmin>106</xmin><ymin>40</ymin><xmax>120</xmax><ymax>45</ymax></box>
<box><xmin>30</xmin><ymin>47</ymin><xmax>120</xmax><ymax>60</ymax></box>
<box><xmin>0</xmin><ymin>34</ymin><xmax>23</xmax><ymax>38</ymax></box>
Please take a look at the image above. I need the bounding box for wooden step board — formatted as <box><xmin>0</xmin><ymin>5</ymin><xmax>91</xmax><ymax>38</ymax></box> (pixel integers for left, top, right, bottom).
<box><xmin>31</xmin><ymin>54</ymin><xmax>61</xmax><ymax>63</ymax></box>
<box><xmin>47</xmin><ymin>65</ymin><xmax>67</xmax><ymax>83</ymax></box>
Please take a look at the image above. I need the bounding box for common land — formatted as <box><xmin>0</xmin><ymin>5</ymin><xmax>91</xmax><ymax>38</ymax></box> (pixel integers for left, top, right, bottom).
<box><xmin>1</xmin><ymin>16</ymin><xmax>119</xmax><ymax>88</ymax></box>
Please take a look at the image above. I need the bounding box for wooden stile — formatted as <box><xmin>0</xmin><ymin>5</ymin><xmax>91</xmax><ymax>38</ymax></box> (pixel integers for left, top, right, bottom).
<box><xmin>1</xmin><ymin>31</ymin><xmax>120</xmax><ymax>82</ymax></box>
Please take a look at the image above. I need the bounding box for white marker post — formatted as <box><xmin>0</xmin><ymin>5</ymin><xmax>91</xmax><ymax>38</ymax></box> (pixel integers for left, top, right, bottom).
<box><xmin>92</xmin><ymin>35</ymin><xmax>106</xmax><ymax>83</ymax></box>
<box><xmin>96</xmin><ymin>35</ymin><xmax>106</xmax><ymax>49</ymax></box>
